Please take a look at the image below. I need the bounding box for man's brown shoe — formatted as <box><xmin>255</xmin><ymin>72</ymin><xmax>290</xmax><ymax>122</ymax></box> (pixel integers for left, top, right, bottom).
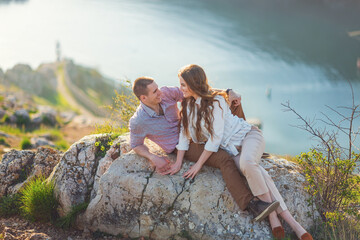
<box><xmin>272</xmin><ymin>226</ymin><xmax>285</xmax><ymax>239</ymax></box>
<box><xmin>247</xmin><ymin>197</ymin><xmax>280</xmax><ymax>222</ymax></box>
<box><xmin>300</xmin><ymin>233</ymin><xmax>313</xmax><ymax>240</ymax></box>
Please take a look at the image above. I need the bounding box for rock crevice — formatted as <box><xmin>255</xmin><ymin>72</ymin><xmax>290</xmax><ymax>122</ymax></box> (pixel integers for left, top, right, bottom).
<box><xmin>0</xmin><ymin>134</ymin><xmax>319</xmax><ymax>239</ymax></box>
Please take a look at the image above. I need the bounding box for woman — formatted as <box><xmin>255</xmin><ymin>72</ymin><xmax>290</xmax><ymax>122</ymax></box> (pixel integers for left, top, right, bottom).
<box><xmin>171</xmin><ymin>64</ymin><xmax>313</xmax><ymax>240</ymax></box>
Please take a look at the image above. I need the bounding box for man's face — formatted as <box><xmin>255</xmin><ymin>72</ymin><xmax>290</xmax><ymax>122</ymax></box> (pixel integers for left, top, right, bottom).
<box><xmin>141</xmin><ymin>82</ymin><xmax>162</xmax><ymax>105</ymax></box>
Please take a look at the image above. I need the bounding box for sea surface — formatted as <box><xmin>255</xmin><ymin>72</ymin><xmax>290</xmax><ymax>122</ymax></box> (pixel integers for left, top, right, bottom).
<box><xmin>1</xmin><ymin>0</ymin><xmax>360</xmax><ymax>155</ymax></box>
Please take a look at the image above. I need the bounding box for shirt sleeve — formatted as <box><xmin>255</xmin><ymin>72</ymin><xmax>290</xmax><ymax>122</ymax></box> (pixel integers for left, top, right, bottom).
<box><xmin>162</xmin><ymin>86</ymin><xmax>183</xmax><ymax>102</ymax></box>
<box><xmin>204</xmin><ymin>97</ymin><xmax>226</xmax><ymax>152</ymax></box>
<box><xmin>129</xmin><ymin>117</ymin><xmax>146</xmax><ymax>149</ymax></box>
<box><xmin>176</xmin><ymin>124</ymin><xmax>190</xmax><ymax>151</ymax></box>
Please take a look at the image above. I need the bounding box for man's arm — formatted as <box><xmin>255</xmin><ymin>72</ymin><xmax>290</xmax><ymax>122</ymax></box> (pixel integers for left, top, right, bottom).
<box><xmin>227</xmin><ymin>89</ymin><xmax>241</xmax><ymax>106</ymax></box>
<box><xmin>228</xmin><ymin>90</ymin><xmax>246</xmax><ymax>120</ymax></box>
<box><xmin>214</xmin><ymin>88</ymin><xmax>245</xmax><ymax>120</ymax></box>
<box><xmin>212</xmin><ymin>89</ymin><xmax>241</xmax><ymax>105</ymax></box>
<box><xmin>161</xmin><ymin>86</ymin><xmax>183</xmax><ymax>102</ymax></box>
<box><xmin>133</xmin><ymin>144</ymin><xmax>171</xmax><ymax>174</ymax></box>
<box><xmin>129</xmin><ymin>116</ymin><xmax>171</xmax><ymax>174</ymax></box>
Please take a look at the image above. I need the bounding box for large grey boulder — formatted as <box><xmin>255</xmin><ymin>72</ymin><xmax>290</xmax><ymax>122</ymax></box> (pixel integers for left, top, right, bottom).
<box><xmin>36</xmin><ymin>105</ymin><xmax>58</xmax><ymax>126</ymax></box>
<box><xmin>49</xmin><ymin>134</ymin><xmax>113</xmax><ymax>215</ymax></box>
<box><xmin>51</xmin><ymin>134</ymin><xmax>318</xmax><ymax>239</ymax></box>
<box><xmin>4</xmin><ymin>95</ymin><xmax>17</xmax><ymax>109</ymax></box>
<box><xmin>0</xmin><ymin>147</ymin><xmax>61</xmax><ymax>197</ymax></box>
<box><xmin>14</xmin><ymin>109</ymin><xmax>30</xmax><ymax>123</ymax></box>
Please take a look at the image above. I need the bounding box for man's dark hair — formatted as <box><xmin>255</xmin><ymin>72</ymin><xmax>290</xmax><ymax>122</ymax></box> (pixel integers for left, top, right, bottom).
<box><xmin>133</xmin><ymin>77</ymin><xmax>154</xmax><ymax>99</ymax></box>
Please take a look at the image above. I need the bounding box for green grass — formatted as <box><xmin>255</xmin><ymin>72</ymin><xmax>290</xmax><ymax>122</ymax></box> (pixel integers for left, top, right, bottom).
<box><xmin>32</xmin><ymin>128</ymin><xmax>62</xmax><ymax>140</ymax></box>
<box><xmin>93</xmin><ymin>120</ymin><xmax>128</xmax><ymax>136</ymax></box>
<box><xmin>32</xmin><ymin>128</ymin><xmax>69</xmax><ymax>150</ymax></box>
<box><xmin>0</xmin><ymin>125</ymin><xmax>70</xmax><ymax>151</ymax></box>
<box><xmin>20</xmin><ymin>176</ymin><xmax>58</xmax><ymax>222</ymax></box>
<box><xmin>272</xmin><ymin>154</ymin><xmax>297</xmax><ymax>163</ymax></box>
<box><xmin>54</xmin><ymin>139</ymin><xmax>69</xmax><ymax>150</ymax></box>
<box><xmin>0</xmin><ymin>137</ymin><xmax>9</xmax><ymax>147</ymax></box>
<box><xmin>32</xmin><ymin>93</ymin><xmax>74</xmax><ymax>112</ymax></box>
<box><xmin>0</xmin><ymin>193</ymin><xmax>21</xmax><ymax>217</ymax></box>
<box><xmin>178</xmin><ymin>230</ymin><xmax>194</xmax><ymax>240</ymax></box>
<box><xmin>56</xmin><ymin>202</ymin><xmax>89</xmax><ymax>229</ymax></box>
<box><xmin>20</xmin><ymin>137</ymin><xmax>32</xmax><ymax>150</ymax></box>
<box><xmin>0</xmin><ymin>125</ymin><xmax>24</xmax><ymax>135</ymax></box>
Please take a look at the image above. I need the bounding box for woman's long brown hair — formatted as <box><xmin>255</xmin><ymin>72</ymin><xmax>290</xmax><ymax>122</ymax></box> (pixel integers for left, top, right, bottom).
<box><xmin>178</xmin><ymin>64</ymin><xmax>227</xmax><ymax>141</ymax></box>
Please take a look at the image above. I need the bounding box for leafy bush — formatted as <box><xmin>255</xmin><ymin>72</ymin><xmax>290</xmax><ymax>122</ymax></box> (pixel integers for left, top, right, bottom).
<box><xmin>94</xmin><ymin>80</ymin><xmax>138</xmax><ymax>134</ymax></box>
<box><xmin>56</xmin><ymin>202</ymin><xmax>89</xmax><ymax>229</ymax></box>
<box><xmin>0</xmin><ymin>193</ymin><xmax>21</xmax><ymax>217</ymax></box>
<box><xmin>19</xmin><ymin>176</ymin><xmax>58</xmax><ymax>222</ymax></box>
<box><xmin>41</xmin><ymin>115</ymin><xmax>56</xmax><ymax>126</ymax></box>
<box><xmin>3</xmin><ymin>114</ymin><xmax>10</xmax><ymax>123</ymax></box>
<box><xmin>0</xmin><ymin>137</ymin><xmax>9</xmax><ymax>147</ymax></box>
<box><xmin>297</xmin><ymin>149</ymin><xmax>360</xmax><ymax>216</ymax></box>
<box><xmin>94</xmin><ymin>134</ymin><xmax>119</xmax><ymax>158</ymax></box>
<box><xmin>16</xmin><ymin>115</ymin><xmax>30</xmax><ymax>127</ymax></box>
<box><xmin>284</xmin><ymin>86</ymin><xmax>360</xmax><ymax>239</ymax></box>
<box><xmin>20</xmin><ymin>137</ymin><xmax>32</xmax><ymax>149</ymax></box>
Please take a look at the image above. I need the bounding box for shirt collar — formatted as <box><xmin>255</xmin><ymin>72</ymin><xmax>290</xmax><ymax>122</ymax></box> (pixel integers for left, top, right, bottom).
<box><xmin>140</xmin><ymin>101</ymin><xmax>159</xmax><ymax>117</ymax></box>
<box><xmin>195</xmin><ymin>97</ymin><xmax>202</xmax><ymax>106</ymax></box>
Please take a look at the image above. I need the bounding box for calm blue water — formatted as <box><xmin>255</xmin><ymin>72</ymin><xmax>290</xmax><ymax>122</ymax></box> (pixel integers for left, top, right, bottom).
<box><xmin>1</xmin><ymin>0</ymin><xmax>359</xmax><ymax>155</ymax></box>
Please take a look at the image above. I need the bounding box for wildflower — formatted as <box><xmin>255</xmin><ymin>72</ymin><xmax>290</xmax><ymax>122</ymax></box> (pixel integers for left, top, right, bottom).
<box><xmin>101</xmin><ymin>146</ymin><xmax>105</xmax><ymax>151</ymax></box>
<box><xmin>95</xmin><ymin>142</ymin><xmax>100</xmax><ymax>147</ymax></box>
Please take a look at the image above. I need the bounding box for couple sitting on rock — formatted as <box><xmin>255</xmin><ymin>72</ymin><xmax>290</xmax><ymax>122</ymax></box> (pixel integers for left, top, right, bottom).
<box><xmin>129</xmin><ymin>64</ymin><xmax>313</xmax><ymax>240</ymax></box>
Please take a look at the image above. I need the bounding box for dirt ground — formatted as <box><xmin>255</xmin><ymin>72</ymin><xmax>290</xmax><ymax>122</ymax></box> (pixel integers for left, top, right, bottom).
<box><xmin>0</xmin><ymin>216</ymin><xmax>146</xmax><ymax>240</ymax></box>
<box><xmin>0</xmin><ymin>123</ymin><xmax>96</xmax><ymax>158</ymax></box>
<box><xmin>61</xmin><ymin>124</ymin><xmax>96</xmax><ymax>145</ymax></box>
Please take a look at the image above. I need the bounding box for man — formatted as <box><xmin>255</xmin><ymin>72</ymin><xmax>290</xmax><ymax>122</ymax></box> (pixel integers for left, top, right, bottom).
<box><xmin>129</xmin><ymin>77</ymin><xmax>279</xmax><ymax>222</ymax></box>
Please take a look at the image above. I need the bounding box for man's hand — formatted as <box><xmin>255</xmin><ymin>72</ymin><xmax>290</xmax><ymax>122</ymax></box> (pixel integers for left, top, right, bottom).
<box><xmin>133</xmin><ymin>145</ymin><xmax>171</xmax><ymax>175</ymax></box>
<box><xmin>149</xmin><ymin>155</ymin><xmax>171</xmax><ymax>175</ymax></box>
<box><xmin>228</xmin><ymin>90</ymin><xmax>241</xmax><ymax>106</ymax></box>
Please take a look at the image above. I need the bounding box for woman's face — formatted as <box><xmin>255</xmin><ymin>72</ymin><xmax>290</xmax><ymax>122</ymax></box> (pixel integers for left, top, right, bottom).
<box><xmin>179</xmin><ymin>76</ymin><xmax>196</xmax><ymax>99</ymax></box>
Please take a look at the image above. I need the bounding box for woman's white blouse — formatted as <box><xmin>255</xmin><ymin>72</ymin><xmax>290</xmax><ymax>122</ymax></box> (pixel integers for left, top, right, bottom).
<box><xmin>176</xmin><ymin>95</ymin><xmax>252</xmax><ymax>156</ymax></box>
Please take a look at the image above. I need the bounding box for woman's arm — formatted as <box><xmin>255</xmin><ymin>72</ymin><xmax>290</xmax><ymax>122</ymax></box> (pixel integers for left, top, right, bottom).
<box><xmin>164</xmin><ymin>122</ymin><xmax>190</xmax><ymax>175</ymax></box>
<box><xmin>183</xmin><ymin>149</ymin><xmax>213</xmax><ymax>179</ymax></box>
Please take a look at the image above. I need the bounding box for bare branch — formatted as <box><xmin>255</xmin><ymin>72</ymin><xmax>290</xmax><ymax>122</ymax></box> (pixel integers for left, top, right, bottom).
<box><xmin>325</xmin><ymin>105</ymin><xmax>348</xmax><ymax>119</ymax></box>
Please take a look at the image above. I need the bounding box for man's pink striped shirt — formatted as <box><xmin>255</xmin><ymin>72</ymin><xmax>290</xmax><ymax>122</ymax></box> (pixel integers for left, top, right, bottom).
<box><xmin>129</xmin><ymin>86</ymin><xmax>183</xmax><ymax>153</ymax></box>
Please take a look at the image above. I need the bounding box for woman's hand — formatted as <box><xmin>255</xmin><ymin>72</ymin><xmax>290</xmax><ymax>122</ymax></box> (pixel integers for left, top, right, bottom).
<box><xmin>164</xmin><ymin>160</ymin><xmax>183</xmax><ymax>175</ymax></box>
<box><xmin>183</xmin><ymin>161</ymin><xmax>204</xmax><ymax>179</ymax></box>
<box><xmin>162</xmin><ymin>149</ymin><xmax>185</xmax><ymax>175</ymax></box>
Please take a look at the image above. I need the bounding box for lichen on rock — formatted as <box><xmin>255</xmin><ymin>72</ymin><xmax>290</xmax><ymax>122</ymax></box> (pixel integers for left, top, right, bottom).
<box><xmin>47</xmin><ymin>134</ymin><xmax>318</xmax><ymax>239</ymax></box>
<box><xmin>0</xmin><ymin>147</ymin><xmax>61</xmax><ymax>197</ymax></box>
<box><xmin>0</xmin><ymin>133</ymin><xmax>319</xmax><ymax>239</ymax></box>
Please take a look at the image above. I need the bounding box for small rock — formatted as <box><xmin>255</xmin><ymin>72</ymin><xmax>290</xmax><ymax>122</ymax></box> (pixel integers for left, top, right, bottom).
<box><xmin>30</xmin><ymin>137</ymin><xmax>55</xmax><ymax>148</ymax></box>
<box><xmin>0</xmin><ymin>109</ymin><xmax>6</xmax><ymax>119</ymax></box>
<box><xmin>15</xmin><ymin>109</ymin><xmax>30</xmax><ymax>119</ymax></box>
<box><xmin>0</xmin><ymin>131</ymin><xmax>10</xmax><ymax>138</ymax></box>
